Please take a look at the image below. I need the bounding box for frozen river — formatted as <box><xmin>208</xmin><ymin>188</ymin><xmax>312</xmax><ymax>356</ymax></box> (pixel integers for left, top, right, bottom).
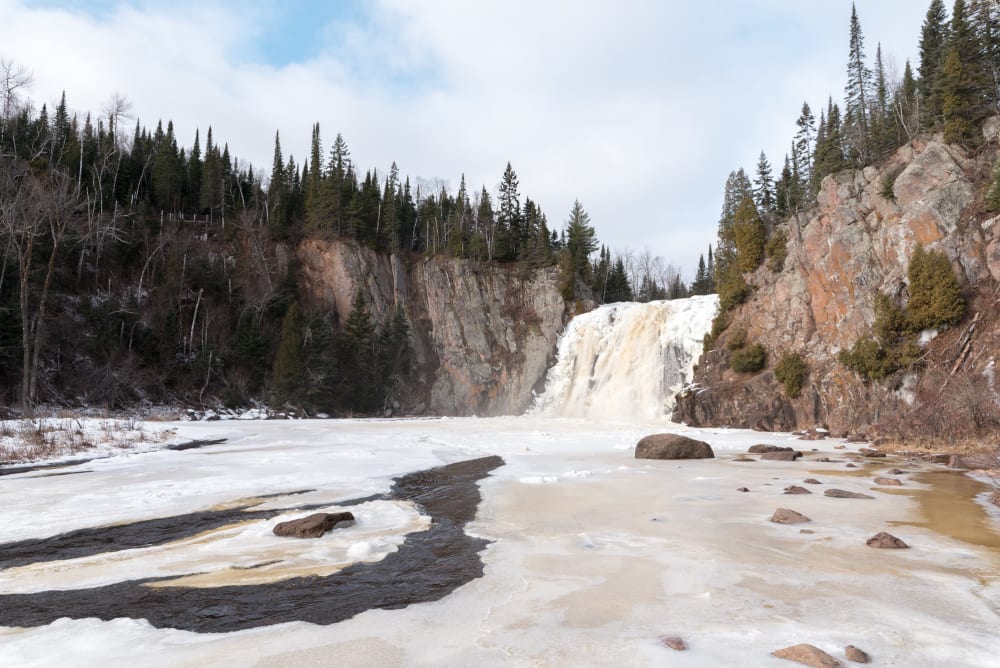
<box><xmin>1</xmin><ymin>416</ymin><xmax>999</xmax><ymax>666</ymax></box>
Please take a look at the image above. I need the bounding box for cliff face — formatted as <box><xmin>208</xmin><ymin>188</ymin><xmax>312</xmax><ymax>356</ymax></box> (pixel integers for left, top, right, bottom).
<box><xmin>675</xmin><ymin>133</ymin><xmax>1000</xmax><ymax>434</ymax></box>
<box><xmin>297</xmin><ymin>240</ymin><xmax>574</xmax><ymax>416</ymax></box>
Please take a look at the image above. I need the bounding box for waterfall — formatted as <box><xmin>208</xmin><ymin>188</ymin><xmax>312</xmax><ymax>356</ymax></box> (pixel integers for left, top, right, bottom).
<box><xmin>532</xmin><ymin>294</ymin><xmax>718</xmax><ymax>421</ymax></box>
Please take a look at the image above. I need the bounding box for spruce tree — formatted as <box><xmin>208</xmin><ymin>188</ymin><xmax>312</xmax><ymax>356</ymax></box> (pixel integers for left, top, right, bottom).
<box><xmin>565</xmin><ymin>199</ymin><xmax>598</xmax><ymax>278</ymax></box>
<box><xmin>272</xmin><ymin>301</ymin><xmax>305</xmax><ymax>407</ymax></box>
<box><xmin>919</xmin><ymin>0</ymin><xmax>950</xmax><ymax>128</ymax></box>
<box><xmin>753</xmin><ymin>151</ymin><xmax>775</xmax><ymax>214</ymax></box>
<box><xmin>844</xmin><ymin>3</ymin><xmax>872</xmax><ymax>164</ymax></box>
<box><xmin>794</xmin><ymin>102</ymin><xmax>816</xmax><ymax>189</ymax></box>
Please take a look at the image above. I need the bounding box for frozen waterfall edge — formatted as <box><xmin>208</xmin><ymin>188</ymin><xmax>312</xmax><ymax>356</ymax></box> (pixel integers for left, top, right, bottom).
<box><xmin>530</xmin><ymin>294</ymin><xmax>719</xmax><ymax>421</ymax></box>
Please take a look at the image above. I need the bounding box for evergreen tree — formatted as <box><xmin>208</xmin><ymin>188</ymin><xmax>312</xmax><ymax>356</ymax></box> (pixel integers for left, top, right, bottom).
<box><xmin>268</xmin><ymin>130</ymin><xmax>288</xmax><ymax>237</ymax></box>
<box><xmin>906</xmin><ymin>244</ymin><xmax>966</xmax><ymax>330</ymax></box>
<box><xmin>690</xmin><ymin>254</ymin><xmax>711</xmax><ymax>295</ymax></box>
<box><xmin>794</xmin><ymin>102</ymin><xmax>816</xmax><ymax>191</ymax></box>
<box><xmin>604</xmin><ymin>257</ymin><xmax>632</xmax><ymax>303</ymax></box>
<box><xmin>272</xmin><ymin>301</ymin><xmax>305</xmax><ymax>406</ymax></box>
<box><xmin>970</xmin><ymin>0</ymin><xmax>1000</xmax><ymax>110</ymax></box>
<box><xmin>919</xmin><ymin>0</ymin><xmax>950</xmax><ymax>128</ymax></box>
<box><xmin>752</xmin><ymin>151</ymin><xmax>775</xmax><ymax>214</ymax></box>
<box><xmin>496</xmin><ymin>162</ymin><xmax>522</xmax><ymax>260</ymax></box>
<box><xmin>731</xmin><ymin>197</ymin><xmax>766</xmax><ymax>273</ymax></box>
<box><xmin>565</xmin><ymin>199</ymin><xmax>598</xmax><ymax>278</ymax></box>
<box><xmin>336</xmin><ymin>291</ymin><xmax>377</xmax><ymax>412</ymax></box>
<box><xmin>187</xmin><ymin>129</ymin><xmax>203</xmax><ymax>212</ymax></box>
<box><xmin>844</xmin><ymin>3</ymin><xmax>872</xmax><ymax>164</ymax></box>
<box><xmin>940</xmin><ymin>47</ymin><xmax>977</xmax><ymax>143</ymax></box>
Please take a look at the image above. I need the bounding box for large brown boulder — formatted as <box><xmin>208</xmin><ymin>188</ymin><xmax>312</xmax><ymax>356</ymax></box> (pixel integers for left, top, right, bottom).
<box><xmin>635</xmin><ymin>434</ymin><xmax>714</xmax><ymax>460</ymax></box>
<box><xmin>273</xmin><ymin>511</ymin><xmax>356</xmax><ymax>538</ymax></box>
<box><xmin>772</xmin><ymin>643</ymin><xmax>843</xmax><ymax>667</ymax></box>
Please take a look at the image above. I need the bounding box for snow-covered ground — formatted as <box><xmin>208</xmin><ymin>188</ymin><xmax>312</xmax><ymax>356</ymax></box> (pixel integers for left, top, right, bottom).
<box><xmin>0</xmin><ymin>417</ymin><xmax>179</xmax><ymax>466</ymax></box>
<box><xmin>1</xmin><ymin>416</ymin><xmax>998</xmax><ymax>667</ymax></box>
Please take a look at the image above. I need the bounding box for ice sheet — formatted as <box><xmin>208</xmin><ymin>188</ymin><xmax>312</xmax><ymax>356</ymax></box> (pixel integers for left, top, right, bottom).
<box><xmin>1</xmin><ymin>416</ymin><xmax>998</xmax><ymax>667</ymax></box>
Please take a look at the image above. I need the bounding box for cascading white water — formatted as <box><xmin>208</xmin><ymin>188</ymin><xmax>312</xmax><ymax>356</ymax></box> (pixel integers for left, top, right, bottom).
<box><xmin>532</xmin><ymin>294</ymin><xmax>719</xmax><ymax>421</ymax></box>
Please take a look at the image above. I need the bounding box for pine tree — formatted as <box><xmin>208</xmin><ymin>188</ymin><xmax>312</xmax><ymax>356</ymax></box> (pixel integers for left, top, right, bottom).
<box><xmin>267</xmin><ymin>130</ymin><xmax>287</xmax><ymax>237</ymax></box>
<box><xmin>496</xmin><ymin>162</ymin><xmax>522</xmax><ymax>260</ymax></box>
<box><xmin>753</xmin><ymin>151</ymin><xmax>775</xmax><ymax>214</ymax></box>
<box><xmin>940</xmin><ymin>47</ymin><xmax>977</xmax><ymax>143</ymax></box>
<box><xmin>565</xmin><ymin>199</ymin><xmax>598</xmax><ymax>279</ymax></box>
<box><xmin>272</xmin><ymin>301</ymin><xmax>305</xmax><ymax>406</ymax></box>
<box><xmin>731</xmin><ymin>197</ymin><xmax>766</xmax><ymax>273</ymax></box>
<box><xmin>336</xmin><ymin>292</ymin><xmax>377</xmax><ymax>412</ymax></box>
<box><xmin>187</xmin><ymin>129</ymin><xmax>203</xmax><ymax>212</ymax></box>
<box><xmin>794</xmin><ymin>102</ymin><xmax>816</xmax><ymax>190</ymax></box>
<box><xmin>895</xmin><ymin>60</ymin><xmax>920</xmax><ymax>142</ymax></box>
<box><xmin>919</xmin><ymin>0</ymin><xmax>950</xmax><ymax>128</ymax></box>
<box><xmin>844</xmin><ymin>3</ymin><xmax>872</xmax><ymax>164</ymax></box>
<box><xmin>906</xmin><ymin>244</ymin><xmax>966</xmax><ymax>330</ymax></box>
<box><xmin>970</xmin><ymin>0</ymin><xmax>1000</xmax><ymax>110</ymax></box>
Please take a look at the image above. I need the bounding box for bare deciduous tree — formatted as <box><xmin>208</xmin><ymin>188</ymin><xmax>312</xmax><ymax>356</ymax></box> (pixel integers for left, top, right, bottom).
<box><xmin>0</xmin><ymin>159</ymin><xmax>83</xmax><ymax>414</ymax></box>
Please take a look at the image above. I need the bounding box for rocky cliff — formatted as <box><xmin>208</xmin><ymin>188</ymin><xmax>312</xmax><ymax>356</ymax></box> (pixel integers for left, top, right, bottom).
<box><xmin>297</xmin><ymin>240</ymin><xmax>576</xmax><ymax>416</ymax></box>
<box><xmin>675</xmin><ymin>128</ymin><xmax>1000</xmax><ymax>436</ymax></box>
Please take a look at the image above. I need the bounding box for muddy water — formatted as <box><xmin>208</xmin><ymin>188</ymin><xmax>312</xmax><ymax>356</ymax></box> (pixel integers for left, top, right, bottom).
<box><xmin>0</xmin><ymin>455</ymin><xmax>503</xmax><ymax>632</ymax></box>
<box><xmin>885</xmin><ymin>470</ymin><xmax>1000</xmax><ymax>550</ymax></box>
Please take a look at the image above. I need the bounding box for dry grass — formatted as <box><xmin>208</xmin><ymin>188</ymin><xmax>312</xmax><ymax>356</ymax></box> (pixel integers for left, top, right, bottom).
<box><xmin>0</xmin><ymin>417</ymin><xmax>174</xmax><ymax>465</ymax></box>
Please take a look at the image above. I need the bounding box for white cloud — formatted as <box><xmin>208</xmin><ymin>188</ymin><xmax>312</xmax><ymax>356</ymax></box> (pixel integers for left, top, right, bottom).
<box><xmin>2</xmin><ymin>0</ymin><xmax>928</xmax><ymax>276</ymax></box>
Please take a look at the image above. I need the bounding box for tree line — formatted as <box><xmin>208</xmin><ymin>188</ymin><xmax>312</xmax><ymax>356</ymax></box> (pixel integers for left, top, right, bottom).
<box><xmin>0</xmin><ymin>55</ymin><xmax>696</xmax><ymax>416</ymax></box>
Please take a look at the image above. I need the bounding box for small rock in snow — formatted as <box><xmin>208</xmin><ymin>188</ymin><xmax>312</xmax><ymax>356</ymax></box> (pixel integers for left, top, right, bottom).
<box><xmin>844</xmin><ymin>645</ymin><xmax>870</xmax><ymax>663</ymax></box>
<box><xmin>771</xmin><ymin>508</ymin><xmax>811</xmax><ymax>524</ymax></box>
<box><xmin>660</xmin><ymin>636</ymin><xmax>687</xmax><ymax>651</ymax></box>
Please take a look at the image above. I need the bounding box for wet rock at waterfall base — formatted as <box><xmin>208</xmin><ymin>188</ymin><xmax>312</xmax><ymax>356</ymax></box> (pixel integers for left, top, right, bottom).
<box><xmin>873</xmin><ymin>477</ymin><xmax>902</xmax><ymax>486</ymax></box>
<box><xmin>748</xmin><ymin>445</ymin><xmax>794</xmax><ymax>454</ymax></box>
<box><xmin>803</xmin><ymin>478</ymin><xmax>822</xmax><ymax>485</ymax></box>
<box><xmin>886</xmin><ymin>468</ymin><xmax>905</xmax><ymax>475</ymax></box>
<box><xmin>844</xmin><ymin>645</ymin><xmax>870</xmax><ymax>663</ymax></box>
<box><xmin>660</xmin><ymin>636</ymin><xmax>687</xmax><ymax>651</ymax></box>
<box><xmin>824</xmin><ymin>489</ymin><xmax>874</xmax><ymax>499</ymax></box>
<box><xmin>771</xmin><ymin>508</ymin><xmax>810</xmax><ymax>524</ymax></box>
<box><xmin>784</xmin><ymin>485</ymin><xmax>811</xmax><ymax>494</ymax></box>
<box><xmin>866</xmin><ymin>532</ymin><xmax>908</xmax><ymax>549</ymax></box>
<box><xmin>772</xmin><ymin>643</ymin><xmax>843</xmax><ymax>667</ymax></box>
<box><xmin>273</xmin><ymin>512</ymin><xmax>356</xmax><ymax>538</ymax></box>
<box><xmin>635</xmin><ymin>434</ymin><xmax>714</xmax><ymax>460</ymax></box>
<box><xmin>761</xmin><ymin>450</ymin><xmax>803</xmax><ymax>461</ymax></box>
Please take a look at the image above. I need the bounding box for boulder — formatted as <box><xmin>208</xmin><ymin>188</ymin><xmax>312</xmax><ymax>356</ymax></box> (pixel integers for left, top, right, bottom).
<box><xmin>866</xmin><ymin>531</ymin><xmax>909</xmax><ymax>549</ymax></box>
<box><xmin>749</xmin><ymin>444</ymin><xmax>793</xmax><ymax>454</ymax></box>
<box><xmin>858</xmin><ymin>449</ymin><xmax>885</xmax><ymax>458</ymax></box>
<box><xmin>845</xmin><ymin>645</ymin><xmax>870</xmax><ymax>663</ymax></box>
<box><xmin>803</xmin><ymin>478</ymin><xmax>822</xmax><ymax>485</ymax></box>
<box><xmin>824</xmin><ymin>489</ymin><xmax>874</xmax><ymax>499</ymax></box>
<box><xmin>991</xmin><ymin>490</ymin><xmax>1000</xmax><ymax>507</ymax></box>
<box><xmin>737</xmin><ymin>487</ymin><xmax>750</xmax><ymax>492</ymax></box>
<box><xmin>873</xmin><ymin>477</ymin><xmax>902</xmax><ymax>486</ymax></box>
<box><xmin>635</xmin><ymin>434</ymin><xmax>714</xmax><ymax>460</ymax></box>
<box><xmin>771</xmin><ymin>643</ymin><xmax>843</xmax><ymax>667</ymax></box>
<box><xmin>762</xmin><ymin>450</ymin><xmax>803</xmax><ymax>461</ymax></box>
<box><xmin>886</xmin><ymin>468</ymin><xmax>905</xmax><ymax>475</ymax></box>
<box><xmin>784</xmin><ymin>485</ymin><xmax>812</xmax><ymax>495</ymax></box>
<box><xmin>273</xmin><ymin>511</ymin><xmax>356</xmax><ymax>538</ymax></box>
<box><xmin>771</xmin><ymin>508</ymin><xmax>811</xmax><ymax>524</ymax></box>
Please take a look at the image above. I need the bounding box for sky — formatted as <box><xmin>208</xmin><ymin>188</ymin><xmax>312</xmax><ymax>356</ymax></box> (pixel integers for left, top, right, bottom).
<box><xmin>1</xmin><ymin>0</ymin><xmax>931</xmax><ymax>277</ymax></box>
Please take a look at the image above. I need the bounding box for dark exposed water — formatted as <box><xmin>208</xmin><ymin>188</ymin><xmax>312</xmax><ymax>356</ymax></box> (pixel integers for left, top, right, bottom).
<box><xmin>0</xmin><ymin>455</ymin><xmax>503</xmax><ymax>632</ymax></box>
